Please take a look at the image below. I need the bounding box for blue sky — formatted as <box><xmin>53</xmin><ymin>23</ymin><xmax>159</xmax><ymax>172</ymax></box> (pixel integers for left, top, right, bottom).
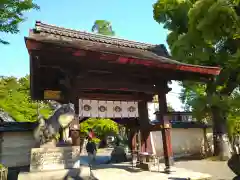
<box><xmin>0</xmin><ymin>0</ymin><xmax>183</xmax><ymax>110</ymax></box>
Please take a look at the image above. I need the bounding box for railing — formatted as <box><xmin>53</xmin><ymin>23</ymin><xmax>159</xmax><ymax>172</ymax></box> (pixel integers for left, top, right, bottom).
<box><xmin>0</xmin><ymin>167</ymin><xmax>8</xmax><ymax>180</ymax></box>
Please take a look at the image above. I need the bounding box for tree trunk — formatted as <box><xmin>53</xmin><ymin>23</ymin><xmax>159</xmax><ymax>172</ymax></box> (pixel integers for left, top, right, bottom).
<box><xmin>212</xmin><ymin>107</ymin><xmax>232</xmax><ymax>160</ymax></box>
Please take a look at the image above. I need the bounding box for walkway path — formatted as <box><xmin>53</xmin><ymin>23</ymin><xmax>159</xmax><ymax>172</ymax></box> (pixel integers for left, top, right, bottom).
<box><xmin>91</xmin><ymin>162</ymin><xmax>211</xmax><ymax>180</ymax></box>
<box><xmin>87</xmin><ymin>148</ymin><xmax>236</xmax><ymax>180</ymax></box>
<box><xmin>174</xmin><ymin>160</ymin><xmax>235</xmax><ymax>180</ymax></box>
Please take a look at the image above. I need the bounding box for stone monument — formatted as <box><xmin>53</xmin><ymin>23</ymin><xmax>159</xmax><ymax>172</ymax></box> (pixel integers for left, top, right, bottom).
<box><xmin>18</xmin><ymin>103</ymin><xmax>90</xmax><ymax>180</ymax></box>
<box><xmin>30</xmin><ymin>146</ymin><xmax>80</xmax><ymax>172</ymax></box>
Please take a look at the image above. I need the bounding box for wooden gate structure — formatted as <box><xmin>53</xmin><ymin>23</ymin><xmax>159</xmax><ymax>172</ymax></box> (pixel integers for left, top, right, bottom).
<box><xmin>25</xmin><ymin>21</ymin><xmax>221</xmax><ymax>170</ymax></box>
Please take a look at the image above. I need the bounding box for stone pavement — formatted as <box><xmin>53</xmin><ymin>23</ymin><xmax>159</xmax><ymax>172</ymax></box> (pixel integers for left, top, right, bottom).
<box><xmin>91</xmin><ymin>162</ymin><xmax>212</xmax><ymax>180</ymax></box>
<box><xmin>174</xmin><ymin>160</ymin><xmax>236</xmax><ymax>180</ymax></box>
<box><xmin>90</xmin><ymin>148</ymin><xmax>236</xmax><ymax>180</ymax></box>
<box><xmin>78</xmin><ymin>149</ymin><xmax>212</xmax><ymax>179</ymax></box>
<box><xmin>15</xmin><ymin>148</ymin><xmax>236</xmax><ymax>180</ymax></box>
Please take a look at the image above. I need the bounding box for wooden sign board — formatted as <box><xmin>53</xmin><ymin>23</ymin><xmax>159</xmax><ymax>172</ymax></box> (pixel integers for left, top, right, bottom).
<box><xmin>44</xmin><ymin>90</ymin><xmax>61</xmax><ymax>100</ymax></box>
<box><xmin>79</xmin><ymin>99</ymin><xmax>139</xmax><ymax>118</ymax></box>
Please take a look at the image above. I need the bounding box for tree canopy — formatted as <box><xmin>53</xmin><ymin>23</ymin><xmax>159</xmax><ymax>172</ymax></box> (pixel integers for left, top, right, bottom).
<box><xmin>0</xmin><ymin>0</ymin><xmax>39</xmax><ymax>44</ymax></box>
<box><xmin>80</xmin><ymin>118</ymin><xmax>119</xmax><ymax>138</ymax></box>
<box><xmin>91</xmin><ymin>20</ymin><xmax>115</xmax><ymax>36</ymax></box>
<box><xmin>0</xmin><ymin>76</ymin><xmax>51</xmax><ymax>122</ymax></box>
<box><xmin>153</xmin><ymin>0</ymin><xmax>240</xmax><ymax>158</ymax></box>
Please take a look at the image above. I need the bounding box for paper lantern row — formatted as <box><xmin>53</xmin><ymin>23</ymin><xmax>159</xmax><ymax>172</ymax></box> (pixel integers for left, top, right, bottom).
<box><xmin>79</xmin><ymin>99</ymin><xmax>139</xmax><ymax>118</ymax></box>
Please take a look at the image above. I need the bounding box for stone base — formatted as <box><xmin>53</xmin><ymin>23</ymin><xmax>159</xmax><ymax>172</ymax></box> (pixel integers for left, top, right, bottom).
<box><xmin>136</xmin><ymin>163</ymin><xmax>150</xmax><ymax>171</ymax></box>
<box><xmin>228</xmin><ymin>154</ymin><xmax>240</xmax><ymax>176</ymax></box>
<box><xmin>110</xmin><ymin>146</ymin><xmax>127</xmax><ymax>163</ymax></box>
<box><xmin>18</xmin><ymin>166</ymin><xmax>91</xmax><ymax>180</ymax></box>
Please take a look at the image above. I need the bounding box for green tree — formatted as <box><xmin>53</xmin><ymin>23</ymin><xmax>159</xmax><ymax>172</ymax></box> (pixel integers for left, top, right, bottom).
<box><xmin>91</xmin><ymin>20</ymin><xmax>115</xmax><ymax>36</ymax></box>
<box><xmin>153</xmin><ymin>0</ymin><xmax>240</xmax><ymax>159</ymax></box>
<box><xmin>167</xmin><ymin>105</ymin><xmax>175</xmax><ymax>112</ymax></box>
<box><xmin>0</xmin><ymin>0</ymin><xmax>39</xmax><ymax>44</ymax></box>
<box><xmin>180</xmin><ymin>84</ymin><xmax>240</xmax><ymax>142</ymax></box>
<box><xmin>80</xmin><ymin>118</ymin><xmax>119</xmax><ymax>139</ymax></box>
<box><xmin>0</xmin><ymin>76</ymin><xmax>52</xmax><ymax>122</ymax></box>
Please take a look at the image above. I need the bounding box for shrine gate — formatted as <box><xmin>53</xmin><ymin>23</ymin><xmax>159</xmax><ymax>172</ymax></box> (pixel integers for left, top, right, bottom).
<box><xmin>25</xmin><ymin>21</ymin><xmax>220</xmax><ymax>171</ymax></box>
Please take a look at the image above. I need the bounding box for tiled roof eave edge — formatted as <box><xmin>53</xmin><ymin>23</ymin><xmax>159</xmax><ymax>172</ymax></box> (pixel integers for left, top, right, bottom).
<box><xmin>158</xmin><ymin>56</ymin><xmax>221</xmax><ymax>71</ymax></box>
<box><xmin>25</xmin><ymin>36</ymin><xmax>221</xmax><ymax>75</ymax></box>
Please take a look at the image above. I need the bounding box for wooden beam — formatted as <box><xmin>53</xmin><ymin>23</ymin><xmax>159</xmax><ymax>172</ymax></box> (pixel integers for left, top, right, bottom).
<box><xmin>148</xmin><ymin>124</ymin><xmax>162</xmax><ymax>131</ymax></box>
<box><xmin>28</xmin><ymin>39</ymin><xmax>214</xmax><ymax>82</ymax></box>
<box><xmin>38</xmin><ymin>57</ymin><xmax>156</xmax><ymax>82</ymax></box>
<box><xmin>78</xmin><ymin>92</ymin><xmax>153</xmax><ymax>101</ymax></box>
<box><xmin>75</xmin><ymin>78</ymin><xmax>156</xmax><ymax>94</ymax></box>
<box><xmin>30</xmin><ymin>55</ymin><xmax>41</xmax><ymax>100</ymax></box>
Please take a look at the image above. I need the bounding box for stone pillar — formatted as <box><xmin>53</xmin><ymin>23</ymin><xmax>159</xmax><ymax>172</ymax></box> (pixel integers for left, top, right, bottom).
<box><xmin>157</xmin><ymin>89</ymin><xmax>174</xmax><ymax>173</ymax></box>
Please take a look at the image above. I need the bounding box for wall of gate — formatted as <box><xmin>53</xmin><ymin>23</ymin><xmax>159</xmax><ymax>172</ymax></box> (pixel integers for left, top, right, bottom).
<box><xmin>151</xmin><ymin>128</ymin><xmax>213</xmax><ymax>157</ymax></box>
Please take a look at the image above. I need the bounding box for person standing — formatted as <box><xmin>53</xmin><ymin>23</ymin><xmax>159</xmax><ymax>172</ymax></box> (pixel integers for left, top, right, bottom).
<box><xmin>86</xmin><ymin>137</ymin><xmax>97</xmax><ymax>167</ymax></box>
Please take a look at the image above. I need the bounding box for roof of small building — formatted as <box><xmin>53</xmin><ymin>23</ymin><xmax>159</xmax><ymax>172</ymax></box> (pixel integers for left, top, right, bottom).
<box><xmin>0</xmin><ymin>122</ymin><xmax>38</xmax><ymax>132</ymax></box>
<box><xmin>0</xmin><ymin>110</ymin><xmax>15</xmax><ymax>123</ymax></box>
<box><xmin>0</xmin><ymin>110</ymin><xmax>37</xmax><ymax>132</ymax></box>
<box><xmin>25</xmin><ymin>21</ymin><xmax>221</xmax><ymax>76</ymax></box>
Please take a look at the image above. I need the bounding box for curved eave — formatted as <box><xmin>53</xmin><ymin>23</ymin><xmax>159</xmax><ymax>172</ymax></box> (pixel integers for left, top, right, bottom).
<box><xmin>25</xmin><ymin>37</ymin><xmax>221</xmax><ymax>77</ymax></box>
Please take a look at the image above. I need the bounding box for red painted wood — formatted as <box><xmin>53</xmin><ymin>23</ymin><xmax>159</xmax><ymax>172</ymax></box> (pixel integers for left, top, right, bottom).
<box><xmin>140</xmin><ymin>131</ymin><xmax>152</xmax><ymax>153</ymax></box>
<box><xmin>72</xmin><ymin>50</ymin><xmax>86</xmax><ymax>57</ymax></box>
<box><xmin>25</xmin><ymin>39</ymin><xmax>42</xmax><ymax>51</ymax></box>
<box><xmin>146</xmin><ymin>132</ymin><xmax>153</xmax><ymax>153</ymax></box>
<box><xmin>25</xmin><ymin>39</ymin><xmax>221</xmax><ymax>76</ymax></box>
<box><xmin>165</xmin><ymin>128</ymin><xmax>173</xmax><ymax>156</ymax></box>
<box><xmin>131</xmin><ymin>131</ymin><xmax>137</xmax><ymax>151</ymax></box>
<box><xmin>157</xmin><ymin>91</ymin><xmax>174</xmax><ymax>168</ymax></box>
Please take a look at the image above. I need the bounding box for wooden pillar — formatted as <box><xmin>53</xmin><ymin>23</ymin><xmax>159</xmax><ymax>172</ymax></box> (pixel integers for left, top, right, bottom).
<box><xmin>130</xmin><ymin>129</ymin><xmax>137</xmax><ymax>151</ymax></box>
<box><xmin>70</xmin><ymin>120</ymin><xmax>80</xmax><ymax>146</ymax></box>
<box><xmin>138</xmin><ymin>100</ymin><xmax>152</xmax><ymax>153</ymax></box>
<box><xmin>30</xmin><ymin>55</ymin><xmax>41</xmax><ymax>100</ymax></box>
<box><xmin>62</xmin><ymin>74</ymin><xmax>81</xmax><ymax>146</ymax></box>
<box><xmin>71</xmin><ymin>90</ymin><xmax>81</xmax><ymax>146</ymax></box>
<box><xmin>157</xmin><ymin>87</ymin><xmax>174</xmax><ymax>172</ymax></box>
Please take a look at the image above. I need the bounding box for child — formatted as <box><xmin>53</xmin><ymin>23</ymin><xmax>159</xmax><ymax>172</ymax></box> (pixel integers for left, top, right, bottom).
<box><xmin>86</xmin><ymin>137</ymin><xmax>97</xmax><ymax>166</ymax></box>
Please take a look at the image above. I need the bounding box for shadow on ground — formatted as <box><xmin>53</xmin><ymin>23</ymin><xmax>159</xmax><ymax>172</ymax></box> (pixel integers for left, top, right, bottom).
<box><xmin>91</xmin><ymin>163</ymin><xmax>143</xmax><ymax>173</ymax></box>
<box><xmin>63</xmin><ymin>168</ymin><xmax>99</xmax><ymax>180</ymax></box>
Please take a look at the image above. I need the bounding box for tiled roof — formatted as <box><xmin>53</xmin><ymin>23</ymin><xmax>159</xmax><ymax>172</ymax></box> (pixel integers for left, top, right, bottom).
<box><xmin>0</xmin><ymin>110</ymin><xmax>15</xmax><ymax>123</ymax></box>
<box><xmin>0</xmin><ymin>110</ymin><xmax>37</xmax><ymax>132</ymax></box>
<box><xmin>0</xmin><ymin>122</ymin><xmax>38</xmax><ymax>132</ymax></box>
<box><xmin>33</xmin><ymin>21</ymin><xmax>169</xmax><ymax>54</ymax></box>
